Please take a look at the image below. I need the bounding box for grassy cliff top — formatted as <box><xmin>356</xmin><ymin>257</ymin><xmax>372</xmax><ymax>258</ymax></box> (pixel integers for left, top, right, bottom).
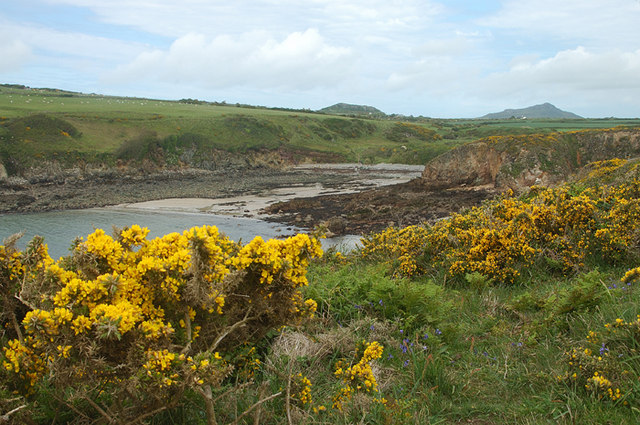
<box><xmin>2</xmin><ymin>84</ymin><xmax>640</xmax><ymax>175</ymax></box>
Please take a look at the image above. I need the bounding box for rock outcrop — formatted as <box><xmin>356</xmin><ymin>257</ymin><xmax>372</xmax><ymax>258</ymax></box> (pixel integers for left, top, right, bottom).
<box><xmin>422</xmin><ymin>128</ymin><xmax>640</xmax><ymax>192</ymax></box>
<box><xmin>421</xmin><ymin>142</ymin><xmax>505</xmax><ymax>189</ymax></box>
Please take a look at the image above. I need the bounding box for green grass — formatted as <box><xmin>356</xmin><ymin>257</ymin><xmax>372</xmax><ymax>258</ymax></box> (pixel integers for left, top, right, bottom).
<box><xmin>4</xmin><ymin>179</ymin><xmax>640</xmax><ymax>423</ymax></box>
<box><xmin>288</xmin><ymin>252</ymin><xmax>640</xmax><ymax>424</ymax></box>
<box><xmin>5</xmin><ymin>235</ymin><xmax>637</xmax><ymax>424</ymax></box>
<box><xmin>3</xmin><ymin>85</ymin><xmax>640</xmax><ymax>175</ymax></box>
<box><xmin>0</xmin><ymin>86</ymin><xmax>451</xmax><ymax>168</ymax></box>
<box><xmin>430</xmin><ymin>117</ymin><xmax>640</xmax><ymax>145</ymax></box>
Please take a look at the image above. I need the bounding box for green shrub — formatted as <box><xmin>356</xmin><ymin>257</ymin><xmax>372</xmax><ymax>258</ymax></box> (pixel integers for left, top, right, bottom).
<box><xmin>6</xmin><ymin>113</ymin><xmax>81</xmax><ymax>142</ymax></box>
<box><xmin>306</xmin><ymin>263</ymin><xmax>453</xmax><ymax>331</ymax></box>
<box><xmin>115</xmin><ymin>130</ymin><xmax>161</xmax><ymax>161</ymax></box>
<box><xmin>1</xmin><ymin>227</ymin><xmax>322</xmax><ymax>424</ymax></box>
<box><xmin>384</xmin><ymin>122</ymin><xmax>440</xmax><ymax>144</ymax></box>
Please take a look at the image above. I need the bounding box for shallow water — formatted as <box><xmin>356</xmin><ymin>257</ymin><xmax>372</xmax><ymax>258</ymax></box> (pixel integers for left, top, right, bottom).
<box><xmin>0</xmin><ymin>208</ymin><xmax>361</xmax><ymax>259</ymax></box>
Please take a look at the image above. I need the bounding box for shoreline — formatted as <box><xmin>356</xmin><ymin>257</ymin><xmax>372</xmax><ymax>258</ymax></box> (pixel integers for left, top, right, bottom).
<box><xmin>1</xmin><ymin>162</ymin><xmax>496</xmax><ymax>241</ymax></box>
<box><xmin>0</xmin><ymin>164</ymin><xmax>422</xmax><ymax>215</ymax></box>
<box><xmin>103</xmin><ymin>165</ymin><xmax>423</xmax><ymax>220</ymax></box>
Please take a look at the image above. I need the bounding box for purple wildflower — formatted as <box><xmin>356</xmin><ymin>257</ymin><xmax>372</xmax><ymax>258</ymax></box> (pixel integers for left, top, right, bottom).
<box><xmin>600</xmin><ymin>343</ymin><xmax>609</xmax><ymax>356</ymax></box>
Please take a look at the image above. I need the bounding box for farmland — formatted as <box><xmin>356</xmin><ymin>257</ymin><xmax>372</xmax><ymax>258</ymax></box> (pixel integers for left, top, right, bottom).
<box><xmin>2</xmin><ymin>84</ymin><xmax>640</xmax><ymax>174</ymax></box>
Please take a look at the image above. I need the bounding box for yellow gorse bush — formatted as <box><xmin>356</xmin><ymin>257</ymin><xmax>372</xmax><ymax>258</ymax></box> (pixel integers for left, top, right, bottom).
<box><xmin>361</xmin><ymin>177</ymin><xmax>640</xmax><ymax>284</ymax></box>
<box><xmin>1</xmin><ymin>225</ymin><xmax>322</xmax><ymax>423</ymax></box>
<box><xmin>333</xmin><ymin>340</ymin><xmax>384</xmax><ymax>410</ymax></box>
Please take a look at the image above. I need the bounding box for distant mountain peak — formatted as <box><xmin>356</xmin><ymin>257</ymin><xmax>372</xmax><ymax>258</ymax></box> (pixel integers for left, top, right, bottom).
<box><xmin>319</xmin><ymin>103</ymin><xmax>385</xmax><ymax>116</ymax></box>
<box><xmin>480</xmin><ymin>103</ymin><xmax>583</xmax><ymax>119</ymax></box>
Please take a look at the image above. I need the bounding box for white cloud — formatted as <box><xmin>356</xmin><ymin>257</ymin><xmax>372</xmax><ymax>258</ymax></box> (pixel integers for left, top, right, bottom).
<box><xmin>386</xmin><ymin>57</ymin><xmax>477</xmax><ymax>96</ymax></box>
<box><xmin>0</xmin><ymin>35</ymin><xmax>32</xmax><ymax>73</ymax></box>
<box><xmin>480</xmin><ymin>47</ymin><xmax>640</xmax><ymax>95</ymax></box>
<box><xmin>413</xmin><ymin>36</ymin><xmax>474</xmax><ymax>58</ymax></box>
<box><xmin>479</xmin><ymin>0</ymin><xmax>640</xmax><ymax>50</ymax></box>
<box><xmin>106</xmin><ymin>29</ymin><xmax>355</xmax><ymax>90</ymax></box>
<box><xmin>0</xmin><ymin>19</ymin><xmax>148</xmax><ymax>64</ymax></box>
<box><xmin>383</xmin><ymin>32</ymin><xmax>488</xmax><ymax>96</ymax></box>
<box><xmin>377</xmin><ymin>44</ymin><xmax>640</xmax><ymax>117</ymax></box>
<box><xmin>5</xmin><ymin>1</ymin><xmax>640</xmax><ymax>117</ymax></box>
<box><xmin>43</xmin><ymin>0</ymin><xmax>443</xmax><ymax>40</ymax></box>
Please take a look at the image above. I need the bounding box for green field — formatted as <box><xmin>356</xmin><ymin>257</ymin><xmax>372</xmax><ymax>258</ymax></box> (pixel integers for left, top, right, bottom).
<box><xmin>430</xmin><ymin>117</ymin><xmax>640</xmax><ymax>145</ymax></box>
<box><xmin>2</xmin><ymin>84</ymin><xmax>640</xmax><ymax>174</ymax></box>
<box><xmin>0</xmin><ymin>85</ymin><xmax>447</xmax><ymax>169</ymax></box>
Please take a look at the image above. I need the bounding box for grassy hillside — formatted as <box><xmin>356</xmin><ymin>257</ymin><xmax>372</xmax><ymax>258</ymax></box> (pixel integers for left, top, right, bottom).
<box><xmin>0</xmin><ymin>86</ymin><xmax>448</xmax><ymax>173</ymax></box>
<box><xmin>430</xmin><ymin>117</ymin><xmax>640</xmax><ymax>145</ymax></box>
<box><xmin>301</xmin><ymin>159</ymin><xmax>640</xmax><ymax>423</ymax></box>
<box><xmin>2</xmin><ymin>85</ymin><xmax>640</xmax><ymax>176</ymax></box>
<box><xmin>318</xmin><ymin>102</ymin><xmax>386</xmax><ymax>117</ymax></box>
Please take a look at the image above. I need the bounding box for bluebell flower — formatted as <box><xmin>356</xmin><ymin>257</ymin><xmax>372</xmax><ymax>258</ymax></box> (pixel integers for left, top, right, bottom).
<box><xmin>435</xmin><ymin>328</ymin><xmax>442</xmax><ymax>336</ymax></box>
<box><xmin>600</xmin><ymin>343</ymin><xmax>609</xmax><ymax>356</ymax></box>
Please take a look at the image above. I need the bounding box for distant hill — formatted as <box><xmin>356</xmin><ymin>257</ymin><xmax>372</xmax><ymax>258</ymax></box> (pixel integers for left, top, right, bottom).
<box><xmin>480</xmin><ymin>103</ymin><xmax>583</xmax><ymax>119</ymax></box>
<box><xmin>319</xmin><ymin>103</ymin><xmax>385</xmax><ymax>116</ymax></box>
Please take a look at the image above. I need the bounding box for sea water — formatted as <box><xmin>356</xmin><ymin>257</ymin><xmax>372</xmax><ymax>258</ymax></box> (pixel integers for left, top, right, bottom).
<box><xmin>0</xmin><ymin>208</ymin><xmax>360</xmax><ymax>259</ymax></box>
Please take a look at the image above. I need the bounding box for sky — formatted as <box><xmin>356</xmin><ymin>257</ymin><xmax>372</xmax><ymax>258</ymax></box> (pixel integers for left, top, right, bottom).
<box><xmin>1</xmin><ymin>0</ymin><xmax>639</xmax><ymax>118</ymax></box>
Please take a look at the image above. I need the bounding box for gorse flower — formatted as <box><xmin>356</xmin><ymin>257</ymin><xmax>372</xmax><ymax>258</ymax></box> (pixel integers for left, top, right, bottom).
<box><xmin>333</xmin><ymin>340</ymin><xmax>384</xmax><ymax>410</ymax></box>
<box><xmin>1</xmin><ymin>225</ymin><xmax>322</xmax><ymax>421</ymax></box>
<box><xmin>360</xmin><ymin>176</ymin><xmax>640</xmax><ymax>285</ymax></box>
<box><xmin>562</xmin><ymin>308</ymin><xmax>640</xmax><ymax>405</ymax></box>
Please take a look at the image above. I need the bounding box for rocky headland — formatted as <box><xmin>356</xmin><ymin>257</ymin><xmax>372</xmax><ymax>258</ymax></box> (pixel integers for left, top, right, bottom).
<box><xmin>265</xmin><ymin>128</ymin><xmax>640</xmax><ymax>234</ymax></box>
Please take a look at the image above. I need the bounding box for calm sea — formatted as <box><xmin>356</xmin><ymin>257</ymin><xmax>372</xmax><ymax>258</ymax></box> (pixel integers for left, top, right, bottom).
<box><xmin>0</xmin><ymin>208</ymin><xmax>360</xmax><ymax>259</ymax></box>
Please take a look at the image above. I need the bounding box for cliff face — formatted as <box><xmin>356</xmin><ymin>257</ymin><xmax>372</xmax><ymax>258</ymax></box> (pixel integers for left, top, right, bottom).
<box><xmin>421</xmin><ymin>142</ymin><xmax>505</xmax><ymax>189</ymax></box>
<box><xmin>0</xmin><ymin>148</ymin><xmax>296</xmax><ymax>185</ymax></box>
<box><xmin>421</xmin><ymin>128</ymin><xmax>640</xmax><ymax>191</ymax></box>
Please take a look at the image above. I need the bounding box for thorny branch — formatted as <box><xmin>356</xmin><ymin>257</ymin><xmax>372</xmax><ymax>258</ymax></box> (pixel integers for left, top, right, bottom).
<box><xmin>209</xmin><ymin>308</ymin><xmax>252</xmax><ymax>353</ymax></box>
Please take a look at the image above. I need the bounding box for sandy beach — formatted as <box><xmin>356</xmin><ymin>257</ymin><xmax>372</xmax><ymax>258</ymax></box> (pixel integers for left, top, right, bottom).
<box><xmin>110</xmin><ymin>164</ymin><xmax>423</xmax><ymax>218</ymax></box>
